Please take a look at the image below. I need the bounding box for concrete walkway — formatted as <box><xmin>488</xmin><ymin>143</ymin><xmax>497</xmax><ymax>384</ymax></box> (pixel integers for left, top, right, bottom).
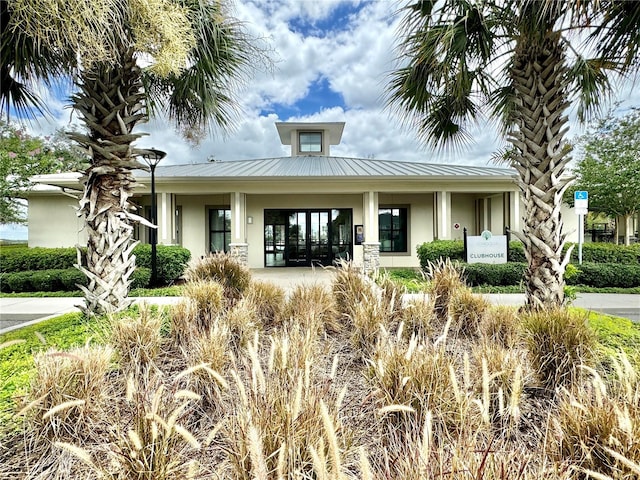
<box><xmin>1</xmin><ymin>268</ymin><xmax>638</xmax><ymax>334</ymax></box>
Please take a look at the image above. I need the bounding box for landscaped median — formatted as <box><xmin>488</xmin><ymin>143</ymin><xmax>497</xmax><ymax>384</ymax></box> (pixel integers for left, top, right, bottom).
<box><xmin>2</xmin><ymin>254</ymin><xmax>640</xmax><ymax>479</ymax></box>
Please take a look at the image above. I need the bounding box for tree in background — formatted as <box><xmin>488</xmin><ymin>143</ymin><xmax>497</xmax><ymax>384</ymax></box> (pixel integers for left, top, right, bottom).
<box><xmin>1</xmin><ymin>0</ymin><xmax>266</xmax><ymax>314</ymax></box>
<box><xmin>567</xmin><ymin>108</ymin><xmax>640</xmax><ymax>245</ymax></box>
<box><xmin>387</xmin><ymin>0</ymin><xmax>640</xmax><ymax>311</ymax></box>
<box><xmin>0</xmin><ymin>121</ymin><xmax>85</xmax><ymax>224</ymax></box>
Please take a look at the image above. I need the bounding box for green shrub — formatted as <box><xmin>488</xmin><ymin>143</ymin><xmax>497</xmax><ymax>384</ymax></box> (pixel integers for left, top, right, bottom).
<box><xmin>507</xmin><ymin>241</ymin><xmax>526</xmax><ymax>262</ymax></box>
<box><xmin>564</xmin><ymin>242</ymin><xmax>640</xmax><ymax>264</ymax></box>
<box><xmin>29</xmin><ymin>270</ymin><xmax>64</xmax><ymax>292</ymax></box>
<box><xmin>0</xmin><ymin>247</ymin><xmax>81</xmax><ymax>273</ymax></box>
<box><xmin>462</xmin><ymin>262</ymin><xmax>526</xmax><ymax>286</ymax></box>
<box><xmin>130</xmin><ymin>267</ymin><xmax>151</xmax><ymax>289</ymax></box>
<box><xmin>417</xmin><ymin>240</ymin><xmax>465</xmax><ymax>267</ymax></box>
<box><xmin>417</xmin><ymin>240</ymin><xmax>525</xmax><ymax>268</ymax></box>
<box><xmin>566</xmin><ymin>263</ymin><xmax>640</xmax><ymax>288</ymax></box>
<box><xmin>132</xmin><ymin>244</ymin><xmax>191</xmax><ymax>284</ymax></box>
<box><xmin>3</xmin><ymin>270</ymin><xmax>35</xmax><ymax>292</ymax></box>
<box><xmin>60</xmin><ymin>269</ymin><xmax>88</xmax><ymax>290</ymax></box>
<box><xmin>0</xmin><ymin>267</ymin><xmax>151</xmax><ymax>293</ymax></box>
<box><xmin>0</xmin><ymin>245</ymin><xmax>190</xmax><ymax>286</ymax></box>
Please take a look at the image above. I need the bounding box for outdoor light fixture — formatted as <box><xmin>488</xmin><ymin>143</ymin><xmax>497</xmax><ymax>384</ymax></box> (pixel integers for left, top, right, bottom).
<box><xmin>141</xmin><ymin>148</ymin><xmax>167</xmax><ymax>287</ymax></box>
<box><xmin>247</xmin><ymin>216</ymin><xmax>253</xmax><ymax>224</ymax></box>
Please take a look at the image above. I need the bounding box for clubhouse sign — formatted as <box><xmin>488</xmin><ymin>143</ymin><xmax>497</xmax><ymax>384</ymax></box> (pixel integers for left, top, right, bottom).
<box><xmin>466</xmin><ymin>230</ymin><xmax>507</xmax><ymax>264</ymax></box>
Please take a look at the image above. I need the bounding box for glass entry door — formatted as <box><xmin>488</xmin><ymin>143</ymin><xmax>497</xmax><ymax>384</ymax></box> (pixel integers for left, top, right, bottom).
<box><xmin>287</xmin><ymin>211</ymin><xmax>308</xmax><ymax>265</ymax></box>
<box><xmin>264</xmin><ymin>208</ymin><xmax>352</xmax><ymax>267</ymax></box>
<box><xmin>309</xmin><ymin>210</ymin><xmax>330</xmax><ymax>266</ymax></box>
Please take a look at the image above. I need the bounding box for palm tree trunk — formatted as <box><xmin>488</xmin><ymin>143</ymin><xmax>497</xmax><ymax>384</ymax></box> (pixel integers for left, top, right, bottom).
<box><xmin>69</xmin><ymin>48</ymin><xmax>147</xmax><ymax>314</ymax></box>
<box><xmin>508</xmin><ymin>29</ymin><xmax>574</xmax><ymax>311</ymax></box>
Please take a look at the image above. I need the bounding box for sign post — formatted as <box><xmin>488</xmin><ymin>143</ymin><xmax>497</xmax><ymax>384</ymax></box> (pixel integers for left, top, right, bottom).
<box><xmin>574</xmin><ymin>191</ymin><xmax>588</xmax><ymax>264</ymax></box>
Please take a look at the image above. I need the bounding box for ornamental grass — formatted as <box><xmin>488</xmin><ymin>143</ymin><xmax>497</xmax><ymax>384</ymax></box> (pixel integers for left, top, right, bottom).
<box><xmin>1</xmin><ymin>257</ymin><xmax>638</xmax><ymax>479</ymax></box>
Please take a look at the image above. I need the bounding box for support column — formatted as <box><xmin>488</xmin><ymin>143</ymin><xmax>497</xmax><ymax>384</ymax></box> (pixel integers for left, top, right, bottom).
<box><xmin>434</xmin><ymin>191</ymin><xmax>451</xmax><ymax>239</ymax></box>
<box><xmin>229</xmin><ymin>192</ymin><xmax>248</xmax><ymax>265</ymax></box>
<box><xmin>508</xmin><ymin>191</ymin><xmax>521</xmax><ymax>233</ymax></box>
<box><xmin>362</xmin><ymin>191</ymin><xmax>380</xmax><ymax>273</ymax></box>
<box><xmin>158</xmin><ymin>193</ymin><xmax>176</xmax><ymax>245</ymax></box>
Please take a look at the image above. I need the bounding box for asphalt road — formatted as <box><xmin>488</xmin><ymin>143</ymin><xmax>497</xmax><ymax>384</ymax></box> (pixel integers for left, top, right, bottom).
<box><xmin>1</xmin><ymin>292</ymin><xmax>638</xmax><ymax>335</ymax></box>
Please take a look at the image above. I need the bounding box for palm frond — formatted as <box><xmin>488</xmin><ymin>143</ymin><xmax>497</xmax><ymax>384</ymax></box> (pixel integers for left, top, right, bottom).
<box><xmin>588</xmin><ymin>0</ymin><xmax>640</xmax><ymax>72</ymax></box>
<box><xmin>566</xmin><ymin>56</ymin><xmax>613</xmax><ymax>123</ymax></box>
<box><xmin>145</xmin><ymin>0</ymin><xmax>265</xmax><ymax>137</ymax></box>
<box><xmin>386</xmin><ymin>0</ymin><xmax>502</xmax><ymax>150</ymax></box>
<box><xmin>0</xmin><ymin>0</ymin><xmax>67</xmax><ymax>119</ymax></box>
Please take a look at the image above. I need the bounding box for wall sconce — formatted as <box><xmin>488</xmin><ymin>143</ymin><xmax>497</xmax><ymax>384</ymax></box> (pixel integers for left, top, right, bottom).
<box><xmin>247</xmin><ymin>216</ymin><xmax>253</xmax><ymax>224</ymax></box>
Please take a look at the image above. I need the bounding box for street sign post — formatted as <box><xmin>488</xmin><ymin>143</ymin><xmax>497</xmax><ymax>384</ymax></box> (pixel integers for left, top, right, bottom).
<box><xmin>574</xmin><ymin>191</ymin><xmax>588</xmax><ymax>264</ymax></box>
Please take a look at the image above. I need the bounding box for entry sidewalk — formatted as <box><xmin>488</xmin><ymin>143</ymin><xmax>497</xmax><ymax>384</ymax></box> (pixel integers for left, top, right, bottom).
<box><xmin>0</xmin><ymin>297</ymin><xmax>179</xmax><ymax>334</ymax></box>
<box><xmin>1</xmin><ymin>292</ymin><xmax>638</xmax><ymax>335</ymax></box>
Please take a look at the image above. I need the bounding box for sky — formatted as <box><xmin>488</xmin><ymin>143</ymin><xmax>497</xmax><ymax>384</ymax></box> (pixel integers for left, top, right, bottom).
<box><xmin>21</xmin><ymin>0</ymin><xmax>640</xmax><ymax>166</ymax></box>
<box><xmin>3</xmin><ymin>0</ymin><xmax>639</xmax><ymax>239</ymax></box>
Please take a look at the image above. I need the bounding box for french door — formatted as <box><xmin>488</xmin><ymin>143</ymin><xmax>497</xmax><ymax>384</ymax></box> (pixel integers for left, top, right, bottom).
<box><xmin>286</xmin><ymin>210</ymin><xmax>330</xmax><ymax>266</ymax></box>
<box><xmin>264</xmin><ymin>209</ymin><xmax>352</xmax><ymax>267</ymax></box>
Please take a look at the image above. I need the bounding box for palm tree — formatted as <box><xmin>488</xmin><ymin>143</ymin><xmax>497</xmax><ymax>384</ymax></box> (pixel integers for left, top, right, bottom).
<box><xmin>387</xmin><ymin>0</ymin><xmax>640</xmax><ymax>310</ymax></box>
<box><xmin>1</xmin><ymin>0</ymin><xmax>264</xmax><ymax>313</ymax></box>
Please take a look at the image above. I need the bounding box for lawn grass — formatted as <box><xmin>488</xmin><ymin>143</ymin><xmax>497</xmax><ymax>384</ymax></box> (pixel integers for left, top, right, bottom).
<box><xmin>586</xmin><ymin>309</ymin><xmax>640</xmax><ymax>365</ymax></box>
<box><xmin>0</xmin><ymin>312</ymin><xmax>94</xmax><ymax>427</ymax></box>
<box><xmin>0</xmin><ymin>285</ymin><xmax>184</xmax><ymax>298</ymax></box>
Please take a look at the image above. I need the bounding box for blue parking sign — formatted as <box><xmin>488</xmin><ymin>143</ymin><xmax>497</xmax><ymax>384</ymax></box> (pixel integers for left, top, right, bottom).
<box><xmin>574</xmin><ymin>191</ymin><xmax>588</xmax><ymax>200</ymax></box>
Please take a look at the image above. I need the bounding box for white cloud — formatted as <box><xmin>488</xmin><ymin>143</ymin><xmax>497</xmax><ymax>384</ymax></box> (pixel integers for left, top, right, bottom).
<box><xmin>18</xmin><ymin>0</ymin><xmax>640</xmax><ymax>170</ymax></box>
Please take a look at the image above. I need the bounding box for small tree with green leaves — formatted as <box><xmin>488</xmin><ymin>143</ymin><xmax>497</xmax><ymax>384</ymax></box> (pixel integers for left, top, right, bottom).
<box><xmin>567</xmin><ymin>108</ymin><xmax>640</xmax><ymax>245</ymax></box>
<box><xmin>0</xmin><ymin>121</ymin><xmax>85</xmax><ymax>224</ymax></box>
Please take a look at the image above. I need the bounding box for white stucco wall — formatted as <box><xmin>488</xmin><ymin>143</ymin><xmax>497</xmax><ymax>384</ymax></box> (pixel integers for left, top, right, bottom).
<box><xmin>28</xmin><ymin>194</ymin><xmax>87</xmax><ymax>247</ymax></box>
<box><xmin>378</xmin><ymin>193</ymin><xmax>433</xmax><ymax>268</ymax></box>
<box><xmin>450</xmin><ymin>194</ymin><xmax>478</xmax><ymax>240</ymax></box>
<box><xmin>175</xmin><ymin>194</ymin><xmax>229</xmax><ymax>260</ymax></box>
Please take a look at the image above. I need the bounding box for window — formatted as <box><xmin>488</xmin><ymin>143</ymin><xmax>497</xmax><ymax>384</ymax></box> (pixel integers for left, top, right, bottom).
<box><xmin>299</xmin><ymin>132</ymin><xmax>322</xmax><ymax>153</ymax></box>
<box><xmin>379</xmin><ymin>207</ymin><xmax>407</xmax><ymax>252</ymax></box>
<box><xmin>209</xmin><ymin>208</ymin><xmax>231</xmax><ymax>252</ymax></box>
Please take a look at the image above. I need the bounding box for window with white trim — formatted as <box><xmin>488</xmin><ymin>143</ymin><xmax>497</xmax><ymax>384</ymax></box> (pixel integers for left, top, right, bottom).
<box><xmin>299</xmin><ymin>132</ymin><xmax>322</xmax><ymax>153</ymax></box>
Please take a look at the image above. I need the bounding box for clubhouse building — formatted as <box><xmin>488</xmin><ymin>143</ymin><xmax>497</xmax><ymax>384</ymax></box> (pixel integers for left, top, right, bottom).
<box><xmin>27</xmin><ymin>121</ymin><xmax>580</xmax><ymax>271</ymax></box>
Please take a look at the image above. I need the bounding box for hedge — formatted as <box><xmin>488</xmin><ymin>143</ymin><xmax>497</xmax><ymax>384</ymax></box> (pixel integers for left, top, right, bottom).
<box><xmin>456</xmin><ymin>262</ymin><xmax>640</xmax><ymax>288</ymax></box>
<box><xmin>567</xmin><ymin>263</ymin><xmax>640</xmax><ymax>288</ymax></box>
<box><xmin>0</xmin><ymin>245</ymin><xmax>190</xmax><ymax>285</ymax></box>
<box><xmin>563</xmin><ymin>242</ymin><xmax>640</xmax><ymax>264</ymax></box>
<box><xmin>0</xmin><ymin>267</ymin><xmax>151</xmax><ymax>293</ymax></box>
<box><xmin>417</xmin><ymin>240</ymin><xmax>525</xmax><ymax>268</ymax></box>
<box><xmin>0</xmin><ymin>247</ymin><xmax>81</xmax><ymax>273</ymax></box>
<box><xmin>417</xmin><ymin>240</ymin><xmax>639</xmax><ymax>269</ymax></box>
<box><xmin>132</xmin><ymin>244</ymin><xmax>191</xmax><ymax>284</ymax></box>
<box><xmin>461</xmin><ymin>262</ymin><xmax>527</xmax><ymax>287</ymax></box>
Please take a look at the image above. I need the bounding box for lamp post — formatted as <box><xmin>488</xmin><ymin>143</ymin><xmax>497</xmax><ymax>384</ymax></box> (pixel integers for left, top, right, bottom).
<box><xmin>141</xmin><ymin>148</ymin><xmax>166</xmax><ymax>287</ymax></box>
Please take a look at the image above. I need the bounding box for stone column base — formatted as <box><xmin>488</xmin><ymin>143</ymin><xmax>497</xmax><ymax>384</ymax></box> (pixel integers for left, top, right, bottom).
<box><xmin>229</xmin><ymin>243</ymin><xmax>249</xmax><ymax>266</ymax></box>
<box><xmin>362</xmin><ymin>242</ymin><xmax>380</xmax><ymax>274</ymax></box>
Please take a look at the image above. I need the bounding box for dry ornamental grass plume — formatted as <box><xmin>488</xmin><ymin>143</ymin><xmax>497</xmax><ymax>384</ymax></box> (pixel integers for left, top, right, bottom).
<box><xmin>181</xmin><ymin>279</ymin><xmax>225</xmax><ymax>331</ymax></box>
<box><xmin>108</xmin><ymin>303</ymin><xmax>164</xmax><ymax>372</ymax></box>
<box><xmin>283</xmin><ymin>283</ymin><xmax>340</xmax><ymax>335</ymax></box>
<box><xmin>184</xmin><ymin>252</ymin><xmax>251</xmax><ymax>306</ymax></box>
<box><xmin>522</xmin><ymin>308</ymin><xmax>597</xmax><ymax>391</ymax></box>
<box><xmin>245</xmin><ymin>279</ymin><xmax>286</xmax><ymax>328</ymax></box>
<box><xmin>552</xmin><ymin>352</ymin><xmax>640</xmax><ymax>479</ymax></box>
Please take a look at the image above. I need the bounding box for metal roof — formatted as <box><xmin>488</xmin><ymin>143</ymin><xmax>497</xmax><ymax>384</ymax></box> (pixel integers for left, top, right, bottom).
<box><xmin>136</xmin><ymin>156</ymin><xmax>516</xmax><ymax>180</ymax></box>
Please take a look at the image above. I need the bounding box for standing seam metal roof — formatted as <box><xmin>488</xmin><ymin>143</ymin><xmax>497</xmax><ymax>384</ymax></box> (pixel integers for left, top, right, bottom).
<box><xmin>135</xmin><ymin>156</ymin><xmax>516</xmax><ymax>179</ymax></box>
